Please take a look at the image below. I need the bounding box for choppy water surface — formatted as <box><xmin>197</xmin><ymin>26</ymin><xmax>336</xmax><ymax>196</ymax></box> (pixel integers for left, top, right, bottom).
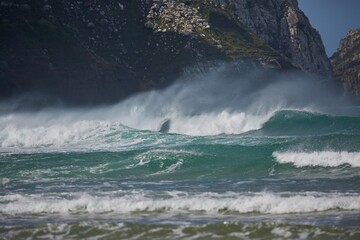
<box><xmin>1</xmin><ymin>66</ymin><xmax>360</xmax><ymax>239</ymax></box>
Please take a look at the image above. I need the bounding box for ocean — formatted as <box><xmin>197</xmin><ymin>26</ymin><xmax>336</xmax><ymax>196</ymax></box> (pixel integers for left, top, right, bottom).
<box><xmin>1</xmin><ymin>65</ymin><xmax>360</xmax><ymax>239</ymax></box>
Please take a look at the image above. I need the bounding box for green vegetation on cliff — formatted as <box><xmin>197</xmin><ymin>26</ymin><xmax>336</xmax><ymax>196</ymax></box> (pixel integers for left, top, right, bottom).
<box><xmin>0</xmin><ymin>0</ymin><xmax>296</xmax><ymax>105</ymax></box>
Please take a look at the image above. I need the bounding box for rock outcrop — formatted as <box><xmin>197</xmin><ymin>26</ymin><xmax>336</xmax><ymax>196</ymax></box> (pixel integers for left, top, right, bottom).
<box><xmin>146</xmin><ymin>0</ymin><xmax>332</xmax><ymax>77</ymax></box>
<box><xmin>330</xmin><ymin>29</ymin><xmax>360</xmax><ymax>98</ymax></box>
<box><xmin>0</xmin><ymin>0</ymin><xmax>223</xmax><ymax>104</ymax></box>
<box><xmin>215</xmin><ymin>0</ymin><xmax>332</xmax><ymax>77</ymax></box>
<box><xmin>144</xmin><ymin>0</ymin><xmax>285</xmax><ymax>63</ymax></box>
<box><xmin>0</xmin><ymin>0</ymin><xmax>333</xmax><ymax>105</ymax></box>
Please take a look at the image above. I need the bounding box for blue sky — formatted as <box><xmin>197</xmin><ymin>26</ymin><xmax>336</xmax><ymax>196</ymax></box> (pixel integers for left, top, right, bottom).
<box><xmin>298</xmin><ymin>0</ymin><xmax>360</xmax><ymax>56</ymax></box>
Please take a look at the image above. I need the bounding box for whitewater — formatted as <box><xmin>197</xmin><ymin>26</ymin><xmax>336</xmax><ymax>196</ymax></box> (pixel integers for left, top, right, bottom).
<box><xmin>1</xmin><ymin>64</ymin><xmax>360</xmax><ymax>239</ymax></box>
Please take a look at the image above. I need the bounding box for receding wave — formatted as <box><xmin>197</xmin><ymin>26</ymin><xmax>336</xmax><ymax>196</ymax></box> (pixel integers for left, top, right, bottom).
<box><xmin>273</xmin><ymin>151</ymin><xmax>360</xmax><ymax>168</ymax></box>
<box><xmin>1</xmin><ymin>191</ymin><xmax>360</xmax><ymax>215</ymax></box>
<box><xmin>2</xmin><ymin>221</ymin><xmax>360</xmax><ymax>240</ymax></box>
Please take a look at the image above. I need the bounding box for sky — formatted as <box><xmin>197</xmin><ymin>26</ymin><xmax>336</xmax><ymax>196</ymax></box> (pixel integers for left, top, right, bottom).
<box><xmin>298</xmin><ymin>0</ymin><xmax>360</xmax><ymax>57</ymax></box>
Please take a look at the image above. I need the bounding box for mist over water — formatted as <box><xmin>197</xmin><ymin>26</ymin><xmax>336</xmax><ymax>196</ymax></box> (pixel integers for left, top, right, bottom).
<box><xmin>1</xmin><ymin>62</ymin><xmax>360</xmax><ymax>239</ymax></box>
<box><xmin>0</xmin><ymin>62</ymin><xmax>355</xmax><ymax>140</ymax></box>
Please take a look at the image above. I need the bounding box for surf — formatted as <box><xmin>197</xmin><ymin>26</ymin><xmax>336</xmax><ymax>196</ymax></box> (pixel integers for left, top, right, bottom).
<box><xmin>2</xmin><ymin>191</ymin><xmax>360</xmax><ymax>215</ymax></box>
<box><xmin>1</xmin><ymin>63</ymin><xmax>360</xmax><ymax>240</ymax></box>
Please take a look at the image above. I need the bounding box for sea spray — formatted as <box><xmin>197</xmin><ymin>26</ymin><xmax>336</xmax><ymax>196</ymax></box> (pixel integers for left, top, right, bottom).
<box><xmin>0</xmin><ymin>64</ymin><xmax>354</xmax><ymax>151</ymax></box>
<box><xmin>1</xmin><ymin>62</ymin><xmax>359</xmax><ymax>239</ymax></box>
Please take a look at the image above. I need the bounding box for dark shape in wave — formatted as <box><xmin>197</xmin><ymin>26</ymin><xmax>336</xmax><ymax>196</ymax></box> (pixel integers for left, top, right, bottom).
<box><xmin>159</xmin><ymin>119</ymin><xmax>171</xmax><ymax>133</ymax></box>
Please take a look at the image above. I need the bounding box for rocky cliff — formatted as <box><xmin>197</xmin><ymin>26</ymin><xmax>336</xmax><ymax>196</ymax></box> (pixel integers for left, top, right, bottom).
<box><xmin>217</xmin><ymin>0</ymin><xmax>332</xmax><ymax>77</ymax></box>
<box><xmin>0</xmin><ymin>0</ymin><xmax>332</xmax><ymax>105</ymax></box>
<box><xmin>147</xmin><ymin>0</ymin><xmax>332</xmax><ymax>77</ymax></box>
<box><xmin>330</xmin><ymin>29</ymin><xmax>360</xmax><ymax>98</ymax></box>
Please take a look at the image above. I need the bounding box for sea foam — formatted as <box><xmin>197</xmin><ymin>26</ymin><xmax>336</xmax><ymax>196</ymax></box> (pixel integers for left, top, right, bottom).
<box><xmin>1</xmin><ymin>191</ymin><xmax>359</xmax><ymax>215</ymax></box>
<box><xmin>0</xmin><ymin>109</ymin><xmax>273</xmax><ymax>152</ymax></box>
<box><xmin>273</xmin><ymin>151</ymin><xmax>360</xmax><ymax>167</ymax></box>
<box><xmin>0</xmin><ymin>120</ymin><xmax>127</xmax><ymax>149</ymax></box>
<box><xmin>165</xmin><ymin>111</ymin><xmax>270</xmax><ymax>136</ymax></box>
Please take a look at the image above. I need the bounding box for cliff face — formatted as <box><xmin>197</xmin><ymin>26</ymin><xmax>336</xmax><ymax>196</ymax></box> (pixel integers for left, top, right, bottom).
<box><xmin>1</xmin><ymin>0</ymin><xmax>218</xmax><ymax>104</ymax></box>
<box><xmin>0</xmin><ymin>0</ymin><xmax>332</xmax><ymax>105</ymax></box>
<box><xmin>211</xmin><ymin>0</ymin><xmax>332</xmax><ymax>77</ymax></box>
<box><xmin>146</xmin><ymin>0</ymin><xmax>332</xmax><ymax>77</ymax></box>
<box><xmin>330</xmin><ymin>29</ymin><xmax>360</xmax><ymax>98</ymax></box>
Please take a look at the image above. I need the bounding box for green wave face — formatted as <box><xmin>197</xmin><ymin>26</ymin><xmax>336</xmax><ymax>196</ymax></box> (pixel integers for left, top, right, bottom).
<box><xmin>256</xmin><ymin>110</ymin><xmax>360</xmax><ymax>136</ymax></box>
<box><xmin>1</xmin><ymin>110</ymin><xmax>360</xmax><ymax>182</ymax></box>
<box><xmin>1</xmin><ymin>109</ymin><xmax>360</xmax><ymax>239</ymax></box>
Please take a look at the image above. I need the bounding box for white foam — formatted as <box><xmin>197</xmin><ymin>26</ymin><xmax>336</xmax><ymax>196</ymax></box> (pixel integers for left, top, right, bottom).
<box><xmin>151</xmin><ymin>159</ymin><xmax>184</xmax><ymax>175</ymax></box>
<box><xmin>0</xmin><ymin>109</ymin><xmax>274</xmax><ymax>153</ymax></box>
<box><xmin>1</xmin><ymin>191</ymin><xmax>359</xmax><ymax>215</ymax></box>
<box><xmin>0</xmin><ymin>120</ymin><xmax>140</xmax><ymax>153</ymax></box>
<box><xmin>168</xmin><ymin>111</ymin><xmax>270</xmax><ymax>136</ymax></box>
<box><xmin>129</xmin><ymin>149</ymin><xmax>201</xmax><ymax>168</ymax></box>
<box><xmin>273</xmin><ymin>151</ymin><xmax>360</xmax><ymax>168</ymax></box>
<box><xmin>271</xmin><ymin>227</ymin><xmax>292</xmax><ymax>238</ymax></box>
<box><xmin>0</xmin><ymin>121</ymin><xmax>123</xmax><ymax>148</ymax></box>
<box><xmin>1</xmin><ymin>178</ymin><xmax>10</xmax><ymax>185</ymax></box>
<box><xmin>1</xmin><ymin>64</ymin><xmax>296</xmax><ymax>150</ymax></box>
<box><xmin>0</xmin><ymin>60</ymin><xmax>349</xmax><ymax>150</ymax></box>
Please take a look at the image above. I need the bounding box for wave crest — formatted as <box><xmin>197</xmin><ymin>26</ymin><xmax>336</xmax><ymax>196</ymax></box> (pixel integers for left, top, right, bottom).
<box><xmin>258</xmin><ymin>110</ymin><xmax>360</xmax><ymax>136</ymax></box>
<box><xmin>0</xmin><ymin>121</ymin><xmax>126</xmax><ymax>150</ymax></box>
<box><xmin>1</xmin><ymin>191</ymin><xmax>360</xmax><ymax>215</ymax></box>
<box><xmin>273</xmin><ymin>151</ymin><xmax>360</xmax><ymax>168</ymax></box>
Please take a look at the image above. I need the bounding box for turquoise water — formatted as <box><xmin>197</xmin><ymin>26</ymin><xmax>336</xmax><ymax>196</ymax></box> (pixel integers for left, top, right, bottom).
<box><xmin>1</xmin><ymin>108</ymin><xmax>360</xmax><ymax>239</ymax></box>
<box><xmin>1</xmin><ymin>66</ymin><xmax>360</xmax><ymax>239</ymax></box>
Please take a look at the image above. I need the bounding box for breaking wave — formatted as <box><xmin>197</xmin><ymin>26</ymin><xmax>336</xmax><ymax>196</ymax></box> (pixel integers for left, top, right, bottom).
<box><xmin>258</xmin><ymin>110</ymin><xmax>360</xmax><ymax>136</ymax></box>
<box><xmin>1</xmin><ymin>109</ymin><xmax>359</xmax><ymax>152</ymax></box>
<box><xmin>273</xmin><ymin>151</ymin><xmax>360</xmax><ymax>168</ymax></box>
<box><xmin>1</xmin><ymin>191</ymin><xmax>359</xmax><ymax>215</ymax></box>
